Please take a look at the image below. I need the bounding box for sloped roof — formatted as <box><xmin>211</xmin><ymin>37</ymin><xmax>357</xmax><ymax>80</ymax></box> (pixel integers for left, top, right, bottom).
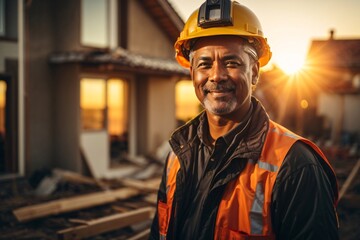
<box><xmin>307</xmin><ymin>38</ymin><xmax>360</xmax><ymax>70</ymax></box>
<box><xmin>139</xmin><ymin>0</ymin><xmax>184</xmax><ymax>43</ymax></box>
<box><xmin>49</xmin><ymin>48</ymin><xmax>189</xmax><ymax>76</ymax></box>
<box><xmin>305</xmin><ymin>37</ymin><xmax>360</xmax><ymax>93</ymax></box>
<box><xmin>49</xmin><ymin>0</ymin><xmax>188</xmax><ymax>76</ymax></box>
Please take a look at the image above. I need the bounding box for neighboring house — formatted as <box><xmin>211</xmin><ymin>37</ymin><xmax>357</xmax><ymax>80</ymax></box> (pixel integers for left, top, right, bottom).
<box><xmin>305</xmin><ymin>31</ymin><xmax>360</xmax><ymax>145</ymax></box>
<box><xmin>0</xmin><ymin>0</ymin><xmax>189</xmax><ymax>178</ymax></box>
<box><xmin>254</xmin><ymin>31</ymin><xmax>360</xmax><ymax>147</ymax></box>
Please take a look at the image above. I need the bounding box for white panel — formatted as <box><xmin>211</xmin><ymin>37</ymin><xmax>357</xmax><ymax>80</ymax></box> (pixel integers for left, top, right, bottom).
<box><xmin>80</xmin><ymin>130</ymin><xmax>109</xmax><ymax>178</ymax></box>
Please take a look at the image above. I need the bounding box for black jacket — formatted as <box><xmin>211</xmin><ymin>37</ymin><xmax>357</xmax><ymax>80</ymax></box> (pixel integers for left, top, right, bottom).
<box><xmin>150</xmin><ymin>98</ymin><xmax>339</xmax><ymax>240</ymax></box>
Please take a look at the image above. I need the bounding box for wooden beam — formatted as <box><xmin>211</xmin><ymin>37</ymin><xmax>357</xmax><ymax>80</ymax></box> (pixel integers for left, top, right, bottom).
<box><xmin>120</xmin><ymin>177</ymin><xmax>161</xmax><ymax>192</ymax></box>
<box><xmin>57</xmin><ymin>207</ymin><xmax>155</xmax><ymax>240</ymax></box>
<box><xmin>143</xmin><ymin>193</ymin><xmax>157</xmax><ymax>205</ymax></box>
<box><xmin>13</xmin><ymin>188</ymin><xmax>140</xmax><ymax>222</ymax></box>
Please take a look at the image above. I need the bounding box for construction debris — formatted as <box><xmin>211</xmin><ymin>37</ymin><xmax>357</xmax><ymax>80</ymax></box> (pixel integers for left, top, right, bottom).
<box><xmin>57</xmin><ymin>207</ymin><xmax>154</xmax><ymax>240</ymax></box>
<box><xmin>13</xmin><ymin>187</ymin><xmax>140</xmax><ymax>222</ymax></box>
<box><xmin>0</xmin><ymin>143</ymin><xmax>359</xmax><ymax>239</ymax></box>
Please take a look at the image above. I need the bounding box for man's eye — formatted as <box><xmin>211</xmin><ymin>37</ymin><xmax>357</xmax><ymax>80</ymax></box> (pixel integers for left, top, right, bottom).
<box><xmin>197</xmin><ymin>62</ymin><xmax>211</xmax><ymax>68</ymax></box>
<box><xmin>226</xmin><ymin>61</ymin><xmax>241</xmax><ymax>67</ymax></box>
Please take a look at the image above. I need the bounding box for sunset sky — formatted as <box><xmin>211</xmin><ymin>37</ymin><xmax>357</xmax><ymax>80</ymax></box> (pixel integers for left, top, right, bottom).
<box><xmin>168</xmin><ymin>0</ymin><xmax>360</xmax><ymax>74</ymax></box>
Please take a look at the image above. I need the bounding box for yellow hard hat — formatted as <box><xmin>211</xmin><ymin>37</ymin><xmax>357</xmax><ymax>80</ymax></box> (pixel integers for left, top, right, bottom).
<box><xmin>174</xmin><ymin>0</ymin><xmax>272</xmax><ymax>68</ymax></box>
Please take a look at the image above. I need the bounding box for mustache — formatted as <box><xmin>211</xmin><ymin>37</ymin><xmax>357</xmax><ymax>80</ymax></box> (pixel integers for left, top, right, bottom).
<box><xmin>202</xmin><ymin>82</ymin><xmax>235</xmax><ymax>94</ymax></box>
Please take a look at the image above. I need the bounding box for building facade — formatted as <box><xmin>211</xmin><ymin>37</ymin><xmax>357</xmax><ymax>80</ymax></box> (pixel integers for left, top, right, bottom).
<box><xmin>0</xmin><ymin>0</ymin><xmax>189</xmax><ymax>178</ymax></box>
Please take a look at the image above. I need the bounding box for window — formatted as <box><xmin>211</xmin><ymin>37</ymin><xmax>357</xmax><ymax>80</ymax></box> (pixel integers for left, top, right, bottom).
<box><xmin>0</xmin><ymin>0</ymin><xmax>18</xmax><ymax>39</ymax></box>
<box><xmin>107</xmin><ymin>79</ymin><xmax>129</xmax><ymax>160</ymax></box>
<box><xmin>0</xmin><ymin>80</ymin><xmax>6</xmax><ymax>173</ymax></box>
<box><xmin>81</xmin><ymin>78</ymin><xmax>106</xmax><ymax>130</ymax></box>
<box><xmin>175</xmin><ymin>80</ymin><xmax>201</xmax><ymax>122</ymax></box>
<box><xmin>81</xmin><ymin>0</ymin><xmax>109</xmax><ymax>48</ymax></box>
<box><xmin>0</xmin><ymin>75</ymin><xmax>18</xmax><ymax>175</ymax></box>
<box><xmin>0</xmin><ymin>81</ymin><xmax>6</xmax><ymax>134</ymax></box>
<box><xmin>80</xmin><ymin>78</ymin><xmax>129</xmax><ymax>161</ymax></box>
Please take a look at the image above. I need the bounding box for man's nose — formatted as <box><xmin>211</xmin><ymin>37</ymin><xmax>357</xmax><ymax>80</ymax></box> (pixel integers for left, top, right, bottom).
<box><xmin>209</xmin><ymin>62</ymin><xmax>227</xmax><ymax>82</ymax></box>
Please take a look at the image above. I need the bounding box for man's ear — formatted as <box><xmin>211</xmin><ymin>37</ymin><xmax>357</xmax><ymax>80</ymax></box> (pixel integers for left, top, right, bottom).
<box><xmin>251</xmin><ymin>61</ymin><xmax>260</xmax><ymax>85</ymax></box>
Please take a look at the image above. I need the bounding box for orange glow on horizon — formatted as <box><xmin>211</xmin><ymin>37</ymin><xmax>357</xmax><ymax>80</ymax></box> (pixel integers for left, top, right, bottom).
<box><xmin>80</xmin><ymin>79</ymin><xmax>106</xmax><ymax>109</ymax></box>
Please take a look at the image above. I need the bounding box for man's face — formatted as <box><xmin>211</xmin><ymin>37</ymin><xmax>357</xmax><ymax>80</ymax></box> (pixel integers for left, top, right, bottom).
<box><xmin>190</xmin><ymin>36</ymin><xmax>259</xmax><ymax>117</ymax></box>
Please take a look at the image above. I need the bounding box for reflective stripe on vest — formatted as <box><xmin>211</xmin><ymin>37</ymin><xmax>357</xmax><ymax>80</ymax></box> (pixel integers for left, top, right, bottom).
<box><xmin>157</xmin><ymin>120</ymin><xmax>335</xmax><ymax>239</ymax></box>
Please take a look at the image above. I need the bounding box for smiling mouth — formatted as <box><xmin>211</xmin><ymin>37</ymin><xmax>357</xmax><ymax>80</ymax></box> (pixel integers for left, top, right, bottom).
<box><xmin>204</xmin><ymin>89</ymin><xmax>234</xmax><ymax>95</ymax></box>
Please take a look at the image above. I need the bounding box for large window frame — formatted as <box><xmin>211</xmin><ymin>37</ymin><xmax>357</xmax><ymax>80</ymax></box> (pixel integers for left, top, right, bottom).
<box><xmin>80</xmin><ymin>77</ymin><xmax>131</xmax><ymax>163</ymax></box>
<box><xmin>80</xmin><ymin>0</ymin><xmax>119</xmax><ymax>49</ymax></box>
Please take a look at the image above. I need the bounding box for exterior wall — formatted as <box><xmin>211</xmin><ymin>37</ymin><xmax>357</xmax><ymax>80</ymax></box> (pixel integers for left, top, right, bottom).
<box><xmin>318</xmin><ymin>93</ymin><xmax>360</xmax><ymax>144</ymax></box>
<box><xmin>318</xmin><ymin>93</ymin><xmax>343</xmax><ymax>143</ymax></box>
<box><xmin>27</xmin><ymin>0</ymin><xmax>55</xmax><ymax>173</ymax></box>
<box><xmin>128</xmin><ymin>0</ymin><xmax>174</xmax><ymax>58</ymax></box>
<box><xmin>52</xmin><ymin>0</ymin><xmax>82</xmax><ymax>51</ymax></box>
<box><xmin>27</xmin><ymin>0</ymin><xmax>82</xmax><ymax>174</ymax></box>
<box><xmin>0</xmin><ymin>41</ymin><xmax>18</xmax><ymax>72</ymax></box>
<box><xmin>53</xmin><ymin>64</ymin><xmax>82</xmax><ymax>172</ymax></box>
<box><xmin>147</xmin><ymin>76</ymin><xmax>177</xmax><ymax>153</ymax></box>
<box><xmin>344</xmin><ymin>95</ymin><xmax>360</xmax><ymax>133</ymax></box>
<box><xmin>135</xmin><ymin>75</ymin><xmax>149</xmax><ymax>155</ymax></box>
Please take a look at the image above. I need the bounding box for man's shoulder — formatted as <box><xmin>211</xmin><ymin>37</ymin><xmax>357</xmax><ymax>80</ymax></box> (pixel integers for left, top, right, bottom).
<box><xmin>275</xmin><ymin>140</ymin><xmax>332</xmax><ymax>184</ymax></box>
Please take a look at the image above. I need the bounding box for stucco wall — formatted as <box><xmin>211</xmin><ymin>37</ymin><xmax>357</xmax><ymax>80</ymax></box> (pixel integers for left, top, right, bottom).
<box><xmin>27</xmin><ymin>0</ymin><xmax>55</xmax><ymax>173</ymax></box>
<box><xmin>27</xmin><ymin>0</ymin><xmax>82</xmax><ymax>174</ymax></box>
<box><xmin>318</xmin><ymin>93</ymin><xmax>360</xmax><ymax>143</ymax></box>
<box><xmin>147</xmin><ymin>76</ymin><xmax>177</xmax><ymax>154</ymax></box>
<box><xmin>344</xmin><ymin>95</ymin><xmax>360</xmax><ymax>133</ymax></box>
<box><xmin>53</xmin><ymin>65</ymin><xmax>81</xmax><ymax>172</ymax></box>
<box><xmin>128</xmin><ymin>0</ymin><xmax>174</xmax><ymax>59</ymax></box>
<box><xmin>52</xmin><ymin>0</ymin><xmax>81</xmax><ymax>51</ymax></box>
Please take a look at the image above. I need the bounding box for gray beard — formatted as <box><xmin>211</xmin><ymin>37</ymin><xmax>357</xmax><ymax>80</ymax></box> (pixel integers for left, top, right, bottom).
<box><xmin>202</xmin><ymin>96</ymin><xmax>237</xmax><ymax>116</ymax></box>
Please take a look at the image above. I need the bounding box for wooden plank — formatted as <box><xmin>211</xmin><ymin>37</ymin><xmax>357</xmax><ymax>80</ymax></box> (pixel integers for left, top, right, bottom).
<box><xmin>13</xmin><ymin>188</ymin><xmax>140</xmax><ymax>222</ymax></box>
<box><xmin>120</xmin><ymin>177</ymin><xmax>161</xmax><ymax>192</ymax></box>
<box><xmin>339</xmin><ymin>159</ymin><xmax>360</xmax><ymax>200</ymax></box>
<box><xmin>143</xmin><ymin>193</ymin><xmax>157</xmax><ymax>205</ymax></box>
<box><xmin>57</xmin><ymin>207</ymin><xmax>155</xmax><ymax>240</ymax></box>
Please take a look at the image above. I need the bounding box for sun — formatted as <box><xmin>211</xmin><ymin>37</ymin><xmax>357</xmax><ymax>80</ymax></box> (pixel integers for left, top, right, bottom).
<box><xmin>277</xmin><ymin>54</ymin><xmax>305</xmax><ymax>75</ymax></box>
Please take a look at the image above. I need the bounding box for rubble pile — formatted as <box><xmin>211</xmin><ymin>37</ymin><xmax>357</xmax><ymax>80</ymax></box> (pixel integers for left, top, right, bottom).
<box><xmin>0</xmin><ymin>164</ymin><xmax>161</xmax><ymax>240</ymax></box>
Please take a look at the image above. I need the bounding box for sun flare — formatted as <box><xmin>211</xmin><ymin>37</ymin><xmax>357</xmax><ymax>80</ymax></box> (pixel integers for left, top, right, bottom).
<box><xmin>277</xmin><ymin>54</ymin><xmax>305</xmax><ymax>75</ymax></box>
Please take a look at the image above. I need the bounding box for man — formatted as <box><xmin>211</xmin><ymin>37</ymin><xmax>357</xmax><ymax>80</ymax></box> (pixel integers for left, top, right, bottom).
<box><xmin>150</xmin><ymin>0</ymin><xmax>339</xmax><ymax>239</ymax></box>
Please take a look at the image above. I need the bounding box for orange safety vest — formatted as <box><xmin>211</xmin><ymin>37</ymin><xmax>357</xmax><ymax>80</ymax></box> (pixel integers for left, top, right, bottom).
<box><xmin>158</xmin><ymin>121</ymin><xmax>337</xmax><ymax>240</ymax></box>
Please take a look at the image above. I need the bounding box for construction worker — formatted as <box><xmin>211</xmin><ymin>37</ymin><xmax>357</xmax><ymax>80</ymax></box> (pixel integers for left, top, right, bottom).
<box><xmin>150</xmin><ymin>0</ymin><xmax>339</xmax><ymax>239</ymax></box>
